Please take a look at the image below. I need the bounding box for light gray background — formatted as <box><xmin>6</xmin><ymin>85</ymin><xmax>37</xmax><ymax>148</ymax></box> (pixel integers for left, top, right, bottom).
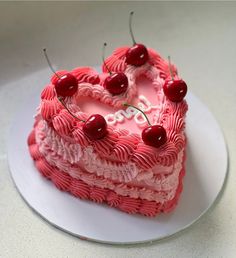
<box><xmin>0</xmin><ymin>2</ymin><xmax>235</xmax><ymax>258</ymax></box>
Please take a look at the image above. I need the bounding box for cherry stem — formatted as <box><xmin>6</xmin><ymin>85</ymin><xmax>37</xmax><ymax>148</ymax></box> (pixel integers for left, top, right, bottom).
<box><xmin>129</xmin><ymin>11</ymin><xmax>136</xmax><ymax>45</ymax></box>
<box><xmin>58</xmin><ymin>96</ymin><xmax>86</xmax><ymax>123</ymax></box>
<box><xmin>103</xmin><ymin>43</ymin><xmax>112</xmax><ymax>75</ymax></box>
<box><xmin>43</xmin><ymin>48</ymin><xmax>60</xmax><ymax>79</ymax></box>
<box><xmin>168</xmin><ymin>56</ymin><xmax>174</xmax><ymax>81</ymax></box>
<box><xmin>123</xmin><ymin>103</ymin><xmax>151</xmax><ymax>126</ymax></box>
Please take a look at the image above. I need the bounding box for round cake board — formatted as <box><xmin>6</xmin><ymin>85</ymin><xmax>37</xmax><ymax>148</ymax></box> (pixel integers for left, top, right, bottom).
<box><xmin>7</xmin><ymin>86</ymin><xmax>228</xmax><ymax>244</ymax></box>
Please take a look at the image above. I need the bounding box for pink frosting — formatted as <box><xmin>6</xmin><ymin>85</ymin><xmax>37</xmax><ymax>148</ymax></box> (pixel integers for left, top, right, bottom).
<box><xmin>70</xmin><ymin>179</ymin><xmax>90</xmax><ymax>199</ymax></box>
<box><xmin>35</xmin><ymin>121</ymin><xmax>183</xmax><ymax>189</ymax></box>
<box><xmin>33</xmin><ymin>124</ymin><xmax>185</xmax><ymax>203</ymax></box>
<box><xmin>72</xmin><ymin>67</ymin><xmax>100</xmax><ymax>84</ymax></box>
<box><xmin>102</xmin><ymin>46</ymin><xmax>128</xmax><ymax>73</ymax></box>
<box><xmin>28</xmin><ymin>130</ymin><xmax>185</xmax><ymax>216</ymax></box>
<box><xmin>75</xmin><ymin>78</ymin><xmax>137</xmax><ymax>108</ymax></box>
<box><xmin>41</xmin><ymin>83</ymin><xmax>56</xmax><ymax>100</ymax></box>
<box><xmin>52</xmin><ymin>109</ymin><xmax>77</xmax><ymax>136</ymax></box>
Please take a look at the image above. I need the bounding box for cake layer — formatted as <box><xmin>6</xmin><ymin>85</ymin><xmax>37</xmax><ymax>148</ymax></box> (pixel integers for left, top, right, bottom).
<box><xmin>28</xmin><ymin>129</ymin><xmax>185</xmax><ymax>217</ymax></box>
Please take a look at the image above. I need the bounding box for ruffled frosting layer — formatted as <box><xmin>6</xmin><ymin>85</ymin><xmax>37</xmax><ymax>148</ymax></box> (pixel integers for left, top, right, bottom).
<box><xmin>35</xmin><ymin>120</ymin><xmax>184</xmax><ymax>187</ymax></box>
<box><xmin>28</xmin><ymin>129</ymin><xmax>185</xmax><ymax>217</ymax></box>
<box><xmin>33</xmin><ymin>123</ymin><xmax>185</xmax><ymax>202</ymax></box>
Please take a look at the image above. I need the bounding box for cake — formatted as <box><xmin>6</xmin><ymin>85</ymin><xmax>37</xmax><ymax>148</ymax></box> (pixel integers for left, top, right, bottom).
<box><xmin>28</xmin><ymin>15</ymin><xmax>188</xmax><ymax>217</ymax></box>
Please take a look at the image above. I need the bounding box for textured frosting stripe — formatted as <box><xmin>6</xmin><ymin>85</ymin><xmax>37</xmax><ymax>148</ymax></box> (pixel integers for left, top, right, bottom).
<box><xmin>35</xmin><ymin>120</ymin><xmax>183</xmax><ymax>187</ymax></box>
<box><xmin>102</xmin><ymin>46</ymin><xmax>129</xmax><ymax>73</ymax></box>
<box><xmin>28</xmin><ymin>130</ymin><xmax>185</xmax><ymax>217</ymax></box>
<box><xmin>33</xmin><ymin>126</ymin><xmax>185</xmax><ymax>202</ymax></box>
<box><xmin>72</xmin><ymin>67</ymin><xmax>100</xmax><ymax>84</ymax></box>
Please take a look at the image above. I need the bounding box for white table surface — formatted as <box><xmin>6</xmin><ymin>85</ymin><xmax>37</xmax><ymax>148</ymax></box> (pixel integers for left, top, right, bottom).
<box><xmin>0</xmin><ymin>2</ymin><xmax>235</xmax><ymax>258</ymax></box>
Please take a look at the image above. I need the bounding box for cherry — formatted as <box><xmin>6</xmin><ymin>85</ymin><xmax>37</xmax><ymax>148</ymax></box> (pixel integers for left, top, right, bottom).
<box><xmin>163</xmin><ymin>79</ymin><xmax>187</xmax><ymax>102</ymax></box>
<box><xmin>123</xmin><ymin>103</ymin><xmax>167</xmax><ymax>148</ymax></box>
<box><xmin>55</xmin><ymin>73</ymin><xmax>78</xmax><ymax>97</ymax></box>
<box><xmin>126</xmin><ymin>43</ymin><xmax>149</xmax><ymax>66</ymax></box>
<box><xmin>104</xmin><ymin>73</ymin><xmax>128</xmax><ymax>95</ymax></box>
<box><xmin>163</xmin><ymin>56</ymin><xmax>187</xmax><ymax>102</ymax></box>
<box><xmin>142</xmin><ymin>125</ymin><xmax>167</xmax><ymax>148</ymax></box>
<box><xmin>103</xmin><ymin>43</ymin><xmax>128</xmax><ymax>95</ymax></box>
<box><xmin>58</xmin><ymin>97</ymin><xmax>108</xmax><ymax>140</ymax></box>
<box><xmin>43</xmin><ymin>48</ymin><xmax>78</xmax><ymax>98</ymax></box>
<box><xmin>125</xmin><ymin>12</ymin><xmax>149</xmax><ymax>66</ymax></box>
<box><xmin>83</xmin><ymin>114</ymin><xmax>108</xmax><ymax>140</ymax></box>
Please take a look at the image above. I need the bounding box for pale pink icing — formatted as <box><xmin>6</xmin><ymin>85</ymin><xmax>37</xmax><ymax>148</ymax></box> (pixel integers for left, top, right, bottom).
<box><xmin>35</xmin><ymin>120</ymin><xmax>179</xmax><ymax>182</ymax></box>
<box><xmin>28</xmin><ymin>129</ymin><xmax>185</xmax><ymax>216</ymax></box>
<box><xmin>32</xmin><ymin>143</ymin><xmax>183</xmax><ymax>203</ymax></box>
<box><xmin>33</xmin><ymin>123</ymin><xmax>185</xmax><ymax>202</ymax></box>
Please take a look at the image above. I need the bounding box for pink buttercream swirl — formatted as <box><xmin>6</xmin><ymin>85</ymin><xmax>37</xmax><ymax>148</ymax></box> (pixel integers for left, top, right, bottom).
<box><xmin>41</xmin><ymin>84</ymin><xmax>56</xmax><ymax>100</ymax></box>
<box><xmin>34</xmin><ymin>122</ymin><xmax>185</xmax><ymax>202</ymax></box>
<box><xmin>102</xmin><ymin>46</ymin><xmax>129</xmax><ymax>73</ymax></box>
<box><xmin>28</xmin><ymin>130</ymin><xmax>186</xmax><ymax>217</ymax></box>
<box><xmin>52</xmin><ymin>109</ymin><xmax>77</xmax><ymax>136</ymax></box>
<box><xmin>72</xmin><ymin>67</ymin><xmax>100</xmax><ymax>84</ymax></box>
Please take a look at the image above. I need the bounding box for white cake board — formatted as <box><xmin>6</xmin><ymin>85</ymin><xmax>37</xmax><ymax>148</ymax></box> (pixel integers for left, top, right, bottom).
<box><xmin>7</xmin><ymin>82</ymin><xmax>228</xmax><ymax>244</ymax></box>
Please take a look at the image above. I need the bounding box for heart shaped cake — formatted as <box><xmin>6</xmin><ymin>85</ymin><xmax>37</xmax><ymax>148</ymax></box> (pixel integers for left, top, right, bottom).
<box><xmin>28</xmin><ymin>45</ymin><xmax>188</xmax><ymax>217</ymax></box>
<box><xmin>28</xmin><ymin>14</ymin><xmax>188</xmax><ymax>217</ymax></box>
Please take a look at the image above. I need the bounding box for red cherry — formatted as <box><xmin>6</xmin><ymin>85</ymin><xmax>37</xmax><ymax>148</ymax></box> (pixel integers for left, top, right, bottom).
<box><xmin>55</xmin><ymin>73</ymin><xmax>78</xmax><ymax>97</ymax></box>
<box><xmin>163</xmin><ymin>79</ymin><xmax>187</xmax><ymax>102</ymax></box>
<box><xmin>102</xmin><ymin>43</ymin><xmax>128</xmax><ymax>95</ymax></box>
<box><xmin>83</xmin><ymin>114</ymin><xmax>108</xmax><ymax>140</ymax></box>
<box><xmin>126</xmin><ymin>44</ymin><xmax>149</xmax><ymax>66</ymax></box>
<box><xmin>104</xmin><ymin>72</ymin><xmax>128</xmax><ymax>95</ymax></box>
<box><xmin>126</xmin><ymin>12</ymin><xmax>149</xmax><ymax>66</ymax></box>
<box><xmin>42</xmin><ymin>49</ymin><xmax>78</xmax><ymax>97</ymax></box>
<box><xmin>142</xmin><ymin>125</ymin><xmax>167</xmax><ymax>148</ymax></box>
<box><xmin>123</xmin><ymin>102</ymin><xmax>167</xmax><ymax>148</ymax></box>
